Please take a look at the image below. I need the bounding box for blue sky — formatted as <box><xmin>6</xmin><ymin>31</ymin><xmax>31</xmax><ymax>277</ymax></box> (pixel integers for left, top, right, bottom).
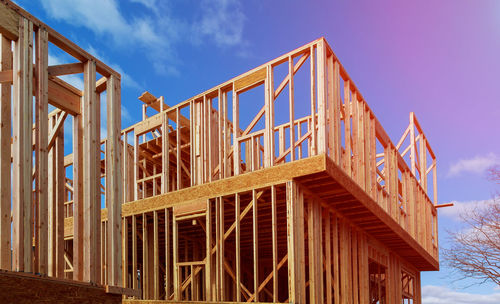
<box><xmin>14</xmin><ymin>0</ymin><xmax>500</xmax><ymax>302</ymax></box>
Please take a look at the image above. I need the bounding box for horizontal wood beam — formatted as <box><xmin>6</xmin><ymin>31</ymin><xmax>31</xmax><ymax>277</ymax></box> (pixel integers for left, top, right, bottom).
<box><xmin>0</xmin><ymin>69</ymin><xmax>81</xmax><ymax>115</ymax></box>
<box><xmin>96</xmin><ymin>77</ymin><xmax>107</xmax><ymax>93</ymax></box>
<box><xmin>48</xmin><ymin>77</ymin><xmax>81</xmax><ymax>115</ymax></box>
<box><xmin>48</xmin><ymin>62</ymin><xmax>84</xmax><ymax>77</ymax></box>
<box><xmin>122</xmin><ymin>154</ymin><xmax>326</xmax><ymax>216</ymax></box>
<box><xmin>0</xmin><ymin>1</ymin><xmax>19</xmax><ymax>40</ymax></box>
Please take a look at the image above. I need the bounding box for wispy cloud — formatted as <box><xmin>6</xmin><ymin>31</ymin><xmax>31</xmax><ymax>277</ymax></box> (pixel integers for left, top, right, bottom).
<box><xmin>193</xmin><ymin>0</ymin><xmax>246</xmax><ymax>47</ymax></box>
<box><xmin>422</xmin><ymin>285</ymin><xmax>500</xmax><ymax>304</ymax></box>
<box><xmin>439</xmin><ymin>198</ymin><xmax>496</xmax><ymax>221</ymax></box>
<box><xmin>129</xmin><ymin>0</ymin><xmax>157</xmax><ymax>11</ymax></box>
<box><xmin>85</xmin><ymin>45</ymin><xmax>141</xmax><ymax>91</ymax></box>
<box><xmin>448</xmin><ymin>153</ymin><xmax>500</xmax><ymax>177</ymax></box>
<box><xmin>41</xmin><ymin>0</ymin><xmax>162</xmax><ymax>46</ymax></box>
<box><xmin>39</xmin><ymin>0</ymin><xmax>246</xmax><ymax>76</ymax></box>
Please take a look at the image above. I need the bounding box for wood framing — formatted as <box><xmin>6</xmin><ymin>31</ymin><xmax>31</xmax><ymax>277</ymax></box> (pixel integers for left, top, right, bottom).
<box><xmin>0</xmin><ymin>1</ymin><xmax>442</xmax><ymax>302</ymax></box>
<box><xmin>0</xmin><ymin>0</ymin><xmax>124</xmax><ymax>294</ymax></box>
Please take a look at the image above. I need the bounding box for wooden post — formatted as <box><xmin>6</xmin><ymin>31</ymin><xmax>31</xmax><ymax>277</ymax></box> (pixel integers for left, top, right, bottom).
<box><xmin>172</xmin><ymin>216</ymin><xmax>179</xmax><ymax>300</ymax></box>
<box><xmin>252</xmin><ymin>190</ymin><xmax>259</xmax><ymax>302</ymax></box>
<box><xmin>55</xmin><ymin>118</ymin><xmax>65</xmax><ymax>278</ymax></box>
<box><xmin>219</xmin><ymin>197</ymin><xmax>225</xmax><ymax>301</ymax></box>
<box><xmin>176</xmin><ymin>107</ymin><xmax>181</xmax><ymax>189</ymax></box>
<box><xmin>122</xmin><ymin>217</ymin><xmax>128</xmax><ymax>288</ymax></box>
<box><xmin>409</xmin><ymin>113</ymin><xmax>416</xmax><ymax>176</ymax></box>
<box><xmin>235</xmin><ymin>194</ymin><xmax>241</xmax><ymax>302</ymax></box>
<box><xmin>73</xmin><ymin>113</ymin><xmax>84</xmax><ymax>280</ymax></box>
<box><xmin>232</xmin><ymin>88</ymin><xmax>240</xmax><ymax>175</ymax></box>
<box><xmin>307</xmin><ymin>199</ymin><xmax>323</xmax><ymax>304</ymax></box>
<box><xmin>34</xmin><ymin>27</ymin><xmax>48</xmax><ymax>275</ymax></box>
<box><xmin>162</xmin><ymin>113</ymin><xmax>169</xmax><ymax>193</ymax></box>
<box><xmin>206</xmin><ymin>200</ymin><xmax>212</xmax><ymax>301</ymax></box>
<box><xmin>264</xmin><ymin>65</ymin><xmax>275</xmax><ymax>167</ymax></box>
<box><xmin>153</xmin><ymin>211</ymin><xmax>159</xmax><ymax>299</ymax></box>
<box><xmin>333</xmin><ymin>61</ymin><xmax>342</xmax><ymax>165</ymax></box>
<box><xmin>317</xmin><ymin>39</ymin><xmax>327</xmax><ymax>154</ymax></box>
<box><xmin>324</xmin><ymin>211</ymin><xmax>332</xmax><ymax>304</ymax></box>
<box><xmin>12</xmin><ymin>17</ymin><xmax>33</xmax><ymax>273</ymax></box>
<box><xmin>332</xmin><ymin>214</ymin><xmax>340</xmax><ymax>303</ymax></box>
<box><xmin>165</xmin><ymin>208</ymin><xmax>171</xmax><ymax>299</ymax></box>
<box><xmin>271</xmin><ymin>186</ymin><xmax>278</xmax><ymax>302</ymax></box>
<box><xmin>132</xmin><ymin>215</ymin><xmax>138</xmax><ymax>292</ymax></box>
<box><xmin>288</xmin><ymin>57</ymin><xmax>295</xmax><ymax>162</ymax></box>
<box><xmin>142</xmin><ymin>214</ymin><xmax>149</xmax><ymax>299</ymax></box>
<box><xmin>344</xmin><ymin>80</ymin><xmax>351</xmax><ymax>176</ymax></box>
<box><xmin>433</xmin><ymin>160</ymin><xmax>438</xmax><ymax>205</ymax></box>
<box><xmin>83</xmin><ymin>59</ymin><xmax>101</xmax><ymax>283</ymax></box>
<box><xmin>0</xmin><ymin>34</ymin><xmax>12</xmax><ymax>271</ymax></box>
<box><xmin>286</xmin><ymin>181</ymin><xmax>306</xmax><ymax>303</ymax></box>
<box><xmin>48</xmin><ymin>118</ymin><xmax>55</xmax><ymax>277</ymax></box>
<box><xmin>106</xmin><ymin>74</ymin><xmax>123</xmax><ymax>286</ymax></box>
<box><xmin>310</xmin><ymin>46</ymin><xmax>317</xmax><ymax>156</ymax></box>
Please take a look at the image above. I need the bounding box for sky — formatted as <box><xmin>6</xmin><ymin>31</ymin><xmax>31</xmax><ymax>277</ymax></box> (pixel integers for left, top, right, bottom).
<box><xmin>13</xmin><ymin>0</ymin><xmax>500</xmax><ymax>302</ymax></box>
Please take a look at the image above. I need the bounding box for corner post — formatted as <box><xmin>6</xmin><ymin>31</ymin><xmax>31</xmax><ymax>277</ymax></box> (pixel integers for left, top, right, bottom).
<box><xmin>12</xmin><ymin>17</ymin><xmax>33</xmax><ymax>272</ymax></box>
<box><xmin>106</xmin><ymin>74</ymin><xmax>123</xmax><ymax>286</ymax></box>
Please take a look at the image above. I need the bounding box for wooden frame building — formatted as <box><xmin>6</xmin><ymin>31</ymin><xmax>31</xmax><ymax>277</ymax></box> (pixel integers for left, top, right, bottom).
<box><xmin>0</xmin><ymin>1</ymin><xmax>443</xmax><ymax>303</ymax></box>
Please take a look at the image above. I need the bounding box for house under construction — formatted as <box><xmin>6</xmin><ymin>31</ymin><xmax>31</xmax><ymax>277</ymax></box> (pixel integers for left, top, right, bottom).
<box><xmin>0</xmin><ymin>1</ymin><xmax>445</xmax><ymax>303</ymax></box>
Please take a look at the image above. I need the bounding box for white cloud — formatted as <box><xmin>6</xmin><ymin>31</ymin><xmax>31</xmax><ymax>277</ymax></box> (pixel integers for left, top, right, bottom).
<box><xmin>193</xmin><ymin>0</ymin><xmax>246</xmax><ymax>47</ymax></box>
<box><xmin>40</xmin><ymin>0</ymin><xmax>246</xmax><ymax>76</ymax></box>
<box><xmin>85</xmin><ymin>45</ymin><xmax>141</xmax><ymax>91</ymax></box>
<box><xmin>439</xmin><ymin>198</ymin><xmax>496</xmax><ymax>221</ymax></box>
<box><xmin>448</xmin><ymin>153</ymin><xmax>500</xmax><ymax>177</ymax></box>
<box><xmin>422</xmin><ymin>285</ymin><xmax>500</xmax><ymax>304</ymax></box>
<box><xmin>41</xmin><ymin>0</ymin><xmax>162</xmax><ymax>46</ymax></box>
<box><xmin>130</xmin><ymin>0</ymin><xmax>157</xmax><ymax>11</ymax></box>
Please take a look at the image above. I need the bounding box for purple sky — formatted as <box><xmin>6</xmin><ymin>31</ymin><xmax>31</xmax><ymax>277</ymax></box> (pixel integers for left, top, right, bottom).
<box><xmin>15</xmin><ymin>0</ymin><xmax>500</xmax><ymax>301</ymax></box>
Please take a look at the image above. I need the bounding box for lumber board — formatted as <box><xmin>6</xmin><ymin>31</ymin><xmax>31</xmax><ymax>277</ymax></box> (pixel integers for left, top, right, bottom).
<box><xmin>48</xmin><ymin>77</ymin><xmax>81</xmax><ymax>115</ymax></box>
<box><xmin>106</xmin><ymin>74</ymin><xmax>123</xmax><ymax>287</ymax></box>
<box><xmin>0</xmin><ymin>34</ymin><xmax>11</xmax><ymax>270</ymax></box>
<box><xmin>12</xmin><ymin>17</ymin><xmax>33</xmax><ymax>273</ymax></box>
<box><xmin>34</xmin><ymin>27</ymin><xmax>48</xmax><ymax>275</ymax></box>
<box><xmin>0</xmin><ymin>1</ymin><xmax>18</xmax><ymax>40</ymax></box>
<box><xmin>47</xmin><ymin>62</ymin><xmax>83</xmax><ymax>76</ymax></box>
<box><xmin>233</xmin><ymin>67</ymin><xmax>266</xmax><ymax>93</ymax></box>
<box><xmin>122</xmin><ymin>155</ymin><xmax>325</xmax><ymax>216</ymax></box>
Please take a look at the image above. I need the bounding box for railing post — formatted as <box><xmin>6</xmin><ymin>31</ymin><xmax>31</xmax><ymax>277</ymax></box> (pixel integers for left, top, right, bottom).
<box><xmin>419</xmin><ymin>135</ymin><xmax>427</xmax><ymax>192</ymax></box>
<box><xmin>409</xmin><ymin>113</ymin><xmax>417</xmax><ymax>176</ymax></box>
<box><xmin>232</xmin><ymin>87</ymin><xmax>240</xmax><ymax>175</ymax></box>
<box><xmin>332</xmin><ymin>61</ymin><xmax>342</xmax><ymax>165</ymax></box>
<box><xmin>162</xmin><ymin>112</ymin><xmax>169</xmax><ymax>193</ymax></box>
<box><xmin>288</xmin><ymin>57</ymin><xmax>295</xmax><ymax>162</ymax></box>
<box><xmin>310</xmin><ymin>45</ymin><xmax>317</xmax><ymax>156</ymax></box>
<box><xmin>433</xmin><ymin>159</ymin><xmax>438</xmax><ymax>204</ymax></box>
<box><xmin>317</xmin><ymin>39</ymin><xmax>327</xmax><ymax>154</ymax></box>
<box><xmin>264</xmin><ymin>64</ymin><xmax>275</xmax><ymax>167</ymax></box>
